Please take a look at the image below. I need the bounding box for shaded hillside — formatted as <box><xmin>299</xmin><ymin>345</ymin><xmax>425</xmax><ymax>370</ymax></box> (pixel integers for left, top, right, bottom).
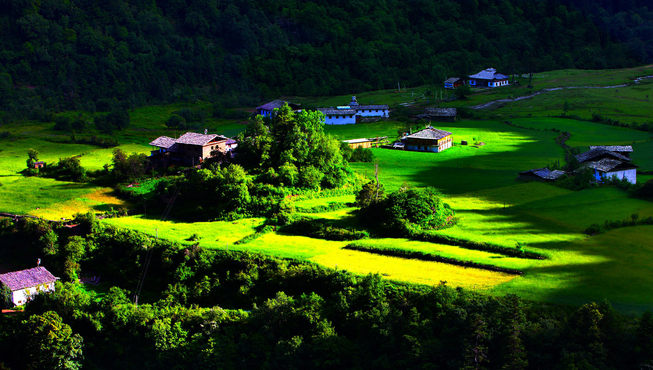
<box><xmin>0</xmin><ymin>0</ymin><xmax>650</xmax><ymax>114</ymax></box>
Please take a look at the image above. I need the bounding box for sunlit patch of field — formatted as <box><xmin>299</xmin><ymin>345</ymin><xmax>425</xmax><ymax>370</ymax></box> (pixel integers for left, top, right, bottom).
<box><xmin>29</xmin><ymin>188</ymin><xmax>129</xmax><ymax>220</ymax></box>
<box><xmin>310</xmin><ymin>248</ymin><xmax>517</xmax><ymax>288</ymax></box>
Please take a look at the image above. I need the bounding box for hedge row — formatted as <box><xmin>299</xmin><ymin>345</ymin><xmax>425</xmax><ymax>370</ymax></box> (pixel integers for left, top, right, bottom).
<box><xmin>344</xmin><ymin>243</ymin><xmax>523</xmax><ymax>275</ymax></box>
<box><xmin>281</xmin><ymin>219</ymin><xmax>368</xmax><ymax>241</ymax></box>
<box><xmin>295</xmin><ymin>202</ymin><xmax>353</xmax><ymax>213</ymax></box>
<box><xmin>410</xmin><ymin>232</ymin><xmax>547</xmax><ymax>260</ymax></box>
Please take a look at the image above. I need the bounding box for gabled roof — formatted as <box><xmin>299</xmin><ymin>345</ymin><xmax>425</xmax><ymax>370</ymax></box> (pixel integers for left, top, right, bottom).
<box><xmin>402</xmin><ymin>127</ymin><xmax>452</xmax><ymax>140</ymax></box>
<box><xmin>469</xmin><ymin>68</ymin><xmax>509</xmax><ymax>81</ymax></box>
<box><xmin>444</xmin><ymin>77</ymin><xmax>461</xmax><ymax>83</ymax></box>
<box><xmin>176</xmin><ymin>132</ymin><xmax>226</xmax><ymax>146</ymax></box>
<box><xmin>256</xmin><ymin>99</ymin><xmax>286</xmax><ymax>111</ymax></box>
<box><xmin>149</xmin><ymin>136</ymin><xmax>177</xmax><ymax>149</ymax></box>
<box><xmin>520</xmin><ymin>168</ymin><xmax>566</xmax><ymax>180</ymax></box>
<box><xmin>589</xmin><ymin>145</ymin><xmax>633</xmax><ymax>153</ymax></box>
<box><xmin>576</xmin><ymin>148</ymin><xmax>631</xmax><ymax>163</ymax></box>
<box><xmin>318</xmin><ymin>108</ymin><xmax>357</xmax><ymax>116</ymax></box>
<box><xmin>0</xmin><ymin>267</ymin><xmax>58</xmax><ymax>291</ymax></box>
<box><xmin>585</xmin><ymin>158</ymin><xmax>637</xmax><ymax>172</ymax></box>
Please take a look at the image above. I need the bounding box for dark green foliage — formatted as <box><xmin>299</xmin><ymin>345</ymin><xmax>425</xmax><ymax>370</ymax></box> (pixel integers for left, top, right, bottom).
<box><xmin>22</xmin><ymin>311</ymin><xmax>83</xmax><ymax>370</ymax></box>
<box><xmin>637</xmin><ymin>179</ymin><xmax>653</xmax><ymax>199</ymax></box>
<box><xmin>281</xmin><ymin>219</ymin><xmax>369</xmax><ymax>241</ymax></box>
<box><xmin>0</xmin><ymin>221</ymin><xmax>650</xmax><ymax>369</ymax></box>
<box><xmin>455</xmin><ymin>84</ymin><xmax>472</xmax><ymax>100</ymax></box>
<box><xmin>238</xmin><ymin>104</ymin><xmax>348</xmax><ymax>189</ymax></box>
<box><xmin>360</xmin><ymin>186</ymin><xmax>456</xmax><ymax>234</ymax></box>
<box><xmin>165</xmin><ymin>114</ymin><xmax>186</xmax><ymax>129</ymax></box>
<box><xmin>94</xmin><ymin>109</ymin><xmax>129</xmax><ymax>133</ymax></box>
<box><xmin>2</xmin><ymin>1</ymin><xmax>645</xmax><ymax>117</ymax></box>
<box><xmin>111</xmin><ymin>148</ymin><xmax>149</xmax><ymax>183</ymax></box>
<box><xmin>356</xmin><ymin>180</ymin><xmax>385</xmax><ymax>209</ymax></box>
<box><xmin>45</xmin><ymin>156</ymin><xmax>87</xmax><ymax>182</ymax></box>
<box><xmin>584</xmin><ymin>214</ymin><xmax>653</xmax><ymax>235</ymax></box>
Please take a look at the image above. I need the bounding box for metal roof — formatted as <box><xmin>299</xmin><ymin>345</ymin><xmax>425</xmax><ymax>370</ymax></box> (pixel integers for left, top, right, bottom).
<box><xmin>402</xmin><ymin>126</ymin><xmax>452</xmax><ymax>140</ymax></box>
<box><xmin>585</xmin><ymin>158</ymin><xmax>636</xmax><ymax>172</ymax></box>
<box><xmin>520</xmin><ymin>168</ymin><xmax>566</xmax><ymax>180</ymax></box>
<box><xmin>468</xmin><ymin>68</ymin><xmax>509</xmax><ymax>81</ymax></box>
<box><xmin>342</xmin><ymin>138</ymin><xmax>373</xmax><ymax>144</ymax></box>
<box><xmin>357</xmin><ymin>105</ymin><xmax>389</xmax><ymax>110</ymax></box>
<box><xmin>424</xmin><ymin>108</ymin><xmax>457</xmax><ymax>117</ymax></box>
<box><xmin>589</xmin><ymin>145</ymin><xmax>633</xmax><ymax>153</ymax></box>
<box><xmin>0</xmin><ymin>267</ymin><xmax>58</xmax><ymax>291</ymax></box>
<box><xmin>576</xmin><ymin>148</ymin><xmax>631</xmax><ymax>163</ymax></box>
<box><xmin>444</xmin><ymin>77</ymin><xmax>461</xmax><ymax>83</ymax></box>
<box><xmin>318</xmin><ymin>108</ymin><xmax>357</xmax><ymax>116</ymax></box>
<box><xmin>256</xmin><ymin>99</ymin><xmax>286</xmax><ymax>111</ymax></box>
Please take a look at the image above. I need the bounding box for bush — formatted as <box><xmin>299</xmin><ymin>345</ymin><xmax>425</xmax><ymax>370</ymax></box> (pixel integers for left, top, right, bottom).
<box><xmin>165</xmin><ymin>114</ymin><xmax>186</xmax><ymax>129</ymax></box>
<box><xmin>53</xmin><ymin>116</ymin><xmax>71</xmax><ymax>131</ymax></box>
<box><xmin>350</xmin><ymin>147</ymin><xmax>374</xmax><ymax>162</ymax></box>
<box><xmin>281</xmin><ymin>219</ymin><xmax>368</xmax><ymax>241</ymax></box>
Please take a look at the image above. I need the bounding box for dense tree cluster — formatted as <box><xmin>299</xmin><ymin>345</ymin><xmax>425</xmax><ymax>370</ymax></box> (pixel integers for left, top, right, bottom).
<box><xmin>0</xmin><ymin>0</ymin><xmax>650</xmax><ymax>114</ymax></box>
<box><xmin>238</xmin><ymin>104</ymin><xmax>349</xmax><ymax>189</ymax></box>
<box><xmin>1</xmin><ymin>218</ymin><xmax>653</xmax><ymax>369</ymax></box>
<box><xmin>358</xmin><ymin>185</ymin><xmax>457</xmax><ymax>235</ymax></box>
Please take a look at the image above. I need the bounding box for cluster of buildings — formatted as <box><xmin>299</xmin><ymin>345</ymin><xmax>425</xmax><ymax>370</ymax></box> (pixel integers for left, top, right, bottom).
<box><xmin>317</xmin><ymin>96</ymin><xmax>389</xmax><ymax>125</ymax></box>
<box><xmin>445</xmin><ymin>68</ymin><xmax>510</xmax><ymax>89</ymax></box>
<box><xmin>520</xmin><ymin>145</ymin><xmax>637</xmax><ymax>184</ymax></box>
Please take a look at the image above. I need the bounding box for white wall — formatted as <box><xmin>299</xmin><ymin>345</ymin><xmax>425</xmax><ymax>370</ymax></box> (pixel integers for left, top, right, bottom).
<box><xmin>603</xmin><ymin>169</ymin><xmax>637</xmax><ymax>184</ymax></box>
<box><xmin>10</xmin><ymin>282</ymin><xmax>55</xmax><ymax>306</ymax></box>
<box><xmin>356</xmin><ymin>109</ymin><xmax>389</xmax><ymax>118</ymax></box>
<box><xmin>325</xmin><ymin>115</ymin><xmax>356</xmax><ymax>125</ymax></box>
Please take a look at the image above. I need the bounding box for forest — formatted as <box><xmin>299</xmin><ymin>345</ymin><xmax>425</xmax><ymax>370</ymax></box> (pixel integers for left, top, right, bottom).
<box><xmin>2</xmin><ymin>216</ymin><xmax>653</xmax><ymax>369</ymax></box>
<box><xmin>0</xmin><ymin>0</ymin><xmax>652</xmax><ymax>115</ymax></box>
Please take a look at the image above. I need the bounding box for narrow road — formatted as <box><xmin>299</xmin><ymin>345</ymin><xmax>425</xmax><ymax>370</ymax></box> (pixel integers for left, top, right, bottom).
<box><xmin>471</xmin><ymin>75</ymin><xmax>653</xmax><ymax>110</ymax></box>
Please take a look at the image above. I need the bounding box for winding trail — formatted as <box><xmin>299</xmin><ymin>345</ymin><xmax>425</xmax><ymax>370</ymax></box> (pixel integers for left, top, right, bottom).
<box><xmin>471</xmin><ymin>75</ymin><xmax>653</xmax><ymax>110</ymax></box>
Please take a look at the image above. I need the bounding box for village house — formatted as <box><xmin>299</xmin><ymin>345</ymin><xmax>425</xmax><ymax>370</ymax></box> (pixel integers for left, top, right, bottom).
<box><xmin>319</xmin><ymin>96</ymin><xmax>389</xmax><ymax>125</ymax></box>
<box><xmin>0</xmin><ymin>266</ymin><xmax>58</xmax><ymax>307</ymax></box>
<box><xmin>401</xmin><ymin>126</ymin><xmax>453</xmax><ymax>153</ymax></box>
<box><xmin>256</xmin><ymin>100</ymin><xmax>301</xmax><ymax>118</ymax></box>
<box><xmin>467</xmin><ymin>68</ymin><xmax>510</xmax><ymax>88</ymax></box>
<box><xmin>342</xmin><ymin>136</ymin><xmax>387</xmax><ymax>149</ymax></box>
<box><xmin>149</xmin><ymin>131</ymin><xmax>235</xmax><ymax>167</ymax></box>
<box><xmin>444</xmin><ymin>77</ymin><xmax>464</xmax><ymax>89</ymax></box>
<box><xmin>576</xmin><ymin>147</ymin><xmax>637</xmax><ymax>184</ymax></box>
<box><xmin>519</xmin><ymin>168</ymin><xmax>566</xmax><ymax>182</ymax></box>
<box><xmin>32</xmin><ymin>161</ymin><xmax>45</xmax><ymax>169</ymax></box>
<box><xmin>417</xmin><ymin>107</ymin><xmax>457</xmax><ymax>122</ymax></box>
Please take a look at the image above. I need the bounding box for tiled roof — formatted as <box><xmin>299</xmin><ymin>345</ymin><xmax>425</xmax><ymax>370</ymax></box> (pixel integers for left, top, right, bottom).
<box><xmin>176</xmin><ymin>132</ymin><xmax>226</xmax><ymax>146</ymax></box>
<box><xmin>149</xmin><ymin>136</ymin><xmax>177</xmax><ymax>149</ymax></box>
<box><xmin>444</xmin><ymin>77</ymin><xmax>461</xmax><ymax>83</ymax></box>
<box><xmin>520</xmin><ymin>168</ymin><xmax>566</xmax><ymax>180</ymax></box>
<box><xmin>424</xmin><ymin>108</ymin><xmax>457</xmax><ymax>117</ymax></box>
<box><xmin>585</xmin><ymin>158</ymin><xmax>636</xmax><ymax>172</ymax></box>
<box><xmin>589</xmin><ymin>145</ymin><xmax>633</xmax><ymax>153</ymax></box>
<box><xmin>318</xmin><ymin>108</ymin><xmax>357</xmax><ymax>116</ymax></box>
<box><xmin>402</xmin><ymin>127</ymin><xmax>452</xmax><ymax>140</ymax></box>
<box><xmin>0</xmin><ymin>267</ymin><xmax>58</xmax><ymax>291</ymax></box>
<box><xmin>256</xmin><ymin>99</ymin><xmax>286</xmax><ymax>111</ymax></box>
<box><xmin>469</xmin><ymin>68</ymin><xmax>509</xmax><ymax>80</ymax></box>
<box><xmin>576</xmin><ymin>148</ymin><xmax>631</xmax><ymax>163</ymax></box>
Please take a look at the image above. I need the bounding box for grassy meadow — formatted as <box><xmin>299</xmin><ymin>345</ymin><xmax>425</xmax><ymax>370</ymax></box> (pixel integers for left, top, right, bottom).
<box><xmin>2</xmin><ymin>66</ymin><xmax>653</xmax><ymax>312</ymax></box>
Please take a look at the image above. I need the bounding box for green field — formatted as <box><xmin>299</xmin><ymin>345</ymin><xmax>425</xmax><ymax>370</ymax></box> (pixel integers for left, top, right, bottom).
<box><xmin>2</xmin><ymin>67</ymin><xmax>653</xmax><ymax>312</ymax></box>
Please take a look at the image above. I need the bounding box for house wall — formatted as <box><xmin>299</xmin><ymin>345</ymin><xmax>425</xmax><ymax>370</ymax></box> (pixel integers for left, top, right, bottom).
<box><xmin>348</xmin><ymin>141</ymin><xmax>373</xmax><ymax>149</ymax></box>
<box><xmin>403</xmin><ymin>136</ymin><xmax>452</xmax><ymax>153</ymax></box>
<box><xmin>11</xmin><ymin>282</ymin><xmax>55</xmax><ymax>306</ymax></box>
<box><xmin>438</xmin><ymin>136</ymin><xmax>453</xmax><ymax>152</ymax></box>
<box><xmin>325</xmin><ymin>114</ymin><xmax>356</xmax><ymax>125</ymax></box>
<box><xmin>258</xmin><ymin>109</ymin><xmax>272</xmax><ymax>118</ymax></box>
<box><xmin>490</xmin><ymin>79</ymin><xmax>509</xmax><ymax>87</ymax></box>
<box><xmin>598</xmin><ymin>169</ymin><xmax>637</xmax><ymax>184</ymax></box>
<box><xmin>356</xmin><ymin>109</ymin><xmax>389</xmax><ymax>118</ymax></box>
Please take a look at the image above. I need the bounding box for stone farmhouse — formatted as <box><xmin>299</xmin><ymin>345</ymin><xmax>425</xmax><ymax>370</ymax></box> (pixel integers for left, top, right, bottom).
<box><xmin>149</xmin><ymin>132</ymin><xmax>237</xmax><ymax>167</ymax></box>
<box><xmin>319</xmin><ymin>96</ymin><xmax>389</xmax><ymax>125</ymax></box>
<box><xmin>0</xmin><ymin>266</ymin><xmax>58</xmax><ymax>307</ymax></box>
<box><xmin>401</xmin><ymin>126</ymin><xmax>453</xmax><ymax>153</ymax></box>
<box><xmin>576</xmin><ymin>146</ymin><xmax>637</xmax><ymax>184</ymax></box>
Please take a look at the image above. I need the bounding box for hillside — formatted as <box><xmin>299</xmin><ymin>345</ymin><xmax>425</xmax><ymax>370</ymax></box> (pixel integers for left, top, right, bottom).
<box><xmin>1</xmin><ymin>0</ymin><xmax>652</xmax><ymax>115</ymax></box>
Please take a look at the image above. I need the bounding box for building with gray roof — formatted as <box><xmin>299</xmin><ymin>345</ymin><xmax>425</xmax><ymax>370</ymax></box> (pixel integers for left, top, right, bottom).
<box><xmin>468</xmin><ymin>68</ymin><xmax>510</xmax><ymax>88</ymax></box>
<box><xmin>400</xmin><ymin>126</ymin><xmax>453</xmax><ymax>153</ymax></box>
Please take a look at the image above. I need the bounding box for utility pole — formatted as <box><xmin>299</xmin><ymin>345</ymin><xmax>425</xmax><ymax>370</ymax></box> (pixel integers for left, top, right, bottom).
<box><xmin>374</xmin><ymin>163</ymin><xmax>380</xmax><ymax>202</ymax></box>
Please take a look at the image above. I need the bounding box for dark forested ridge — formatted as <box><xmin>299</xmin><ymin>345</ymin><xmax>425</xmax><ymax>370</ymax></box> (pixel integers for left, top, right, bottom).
<box><xmin>0</xmin><ymin>0</ymin><xmax>651</xmax><ymax>113</ymax></box>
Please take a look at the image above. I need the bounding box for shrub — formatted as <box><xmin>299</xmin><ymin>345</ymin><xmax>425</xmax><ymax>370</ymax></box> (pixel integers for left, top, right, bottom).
<box><xmin>165</xmin><ymin>114</ymin><xmax>186</xmax><ymax>129</ymax></box>
<box><xmin>282</xmin><ymin>219</ymin><xmax>368</xmax><ymax>241</ymax></box>
<box><xmin>350</xmin><ymin>147</ymin><xmax>374</xmax><ymax>162</ymax></box>
<box><xmin>53</xmin><ymin>116</ymin><xmax>71</xmax><ymax>131</ymax></box>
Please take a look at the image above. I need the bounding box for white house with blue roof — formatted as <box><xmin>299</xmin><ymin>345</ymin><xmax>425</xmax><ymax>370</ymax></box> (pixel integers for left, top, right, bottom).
<box><xmin>468</xmin><ymin>68</ymin><xmax>510</xmax><ymax>88</ymax></box>
<box><xmin>318</xmin><ymin>96</ymin><xmax>389</xmax><ymax>125</ymax></box>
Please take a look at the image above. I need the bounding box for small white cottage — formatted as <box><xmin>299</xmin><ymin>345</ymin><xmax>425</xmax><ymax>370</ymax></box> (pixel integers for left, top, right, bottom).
<box><xmin>0</xmin><ymin>266</ymin><xmax>58</xmax><ymax>306</ymax></box>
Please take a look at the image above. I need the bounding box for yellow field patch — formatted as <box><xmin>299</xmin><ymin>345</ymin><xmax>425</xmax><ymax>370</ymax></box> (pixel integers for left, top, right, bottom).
<box><xmin>30</xmin><ymin>188</ymin><xmax>128</xmax><ymax>220</ymax></box>
<box><xmin>310</xmin><ymin>249</ymin><xmax>517</xmax><ymax>289</ymax></box>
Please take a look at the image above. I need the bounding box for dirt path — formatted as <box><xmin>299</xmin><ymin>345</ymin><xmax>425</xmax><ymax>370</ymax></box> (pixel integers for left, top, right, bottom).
<box><xmin>471</xmin><ymin>75</ymin><xmax>653</xmax><ymax>110</ymax></box>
